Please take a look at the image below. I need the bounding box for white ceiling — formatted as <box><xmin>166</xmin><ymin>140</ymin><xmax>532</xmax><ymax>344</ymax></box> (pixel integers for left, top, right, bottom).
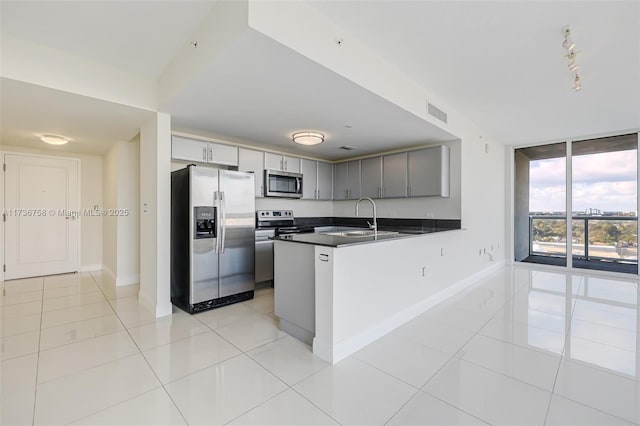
<box><xmin>0</xmin><ymin>0</ymin><xmax>216</xmax><ymax>78</ymax></box>
<box><xmin>308</xmin><ymin>1</ymin><xmax>640</xmax><ymax>146</ymax></box>
<box><xmin>1</xmin><ymin>1</ymin><xmax>638</xmax><ymax>158</ymax></box>
<box><xmin>0</xmin><ymin>78</ymin><xmax>153</xmax><ymax>155</ymax></box>
<box><xmin>162</xmin><ymin>30</ymin><xmax>456</xmax><ymax>160</ymax></box>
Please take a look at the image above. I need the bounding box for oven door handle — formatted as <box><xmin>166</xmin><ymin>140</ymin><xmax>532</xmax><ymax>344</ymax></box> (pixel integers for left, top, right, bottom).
<box><xmin>296</xmin><ymin>177</ymin><xmax>301</xmax><ymax>195</ymax></box>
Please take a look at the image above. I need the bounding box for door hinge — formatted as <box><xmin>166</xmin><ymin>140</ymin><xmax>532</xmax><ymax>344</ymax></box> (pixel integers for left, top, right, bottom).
<box><xmin>2</xmin><ymin>163</ymin><xmax>5</xmax><ymax>172</ymax></box>
<box><xmin>3</xmin><ymin>265</ymin><xmax>6</xmax><ymax>273</ymax></box>
<box><xmin>2</xmin><ymin>213</ymin><xmax>5</xmax><ymax>222</ymax></box>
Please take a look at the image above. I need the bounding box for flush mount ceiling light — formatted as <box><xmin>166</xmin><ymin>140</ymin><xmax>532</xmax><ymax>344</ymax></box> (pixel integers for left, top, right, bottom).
<box><xmin>40</xmin><ymin>135</ymin><xmax>69</xmax><ymax>145</ymax></box>
<box><xmin>562</xmin><ymin>26</ymin><xmax>582</xmax><ymax>92</ymax></box>
<box><xmin>292</xmin><ymin>131</ymin><xmax>324</xmax><ymax>146</ymax></box>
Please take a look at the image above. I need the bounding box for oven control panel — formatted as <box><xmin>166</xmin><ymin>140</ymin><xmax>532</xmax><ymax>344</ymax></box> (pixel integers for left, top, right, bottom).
<box><xmin>257</xmin><ymin>210</ymin><xmax>293</xmax><ymax>220</ymax></box>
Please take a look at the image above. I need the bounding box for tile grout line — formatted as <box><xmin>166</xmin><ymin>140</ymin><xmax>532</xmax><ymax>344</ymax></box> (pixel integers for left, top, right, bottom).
<box><xmin>380</xmin><ymin>275</ymin><xmax>522</xmax><ymax>425</ymax></box>
<box><xmin>86</xmin><ymin>271</ymin><xmax>193</xmax><ymax>426</ymax></box>
<box><xmin>542</xmin><ymin>277</ymin><xmax>583</xmax><ymax>425</ymax></box>
<box><xmin>30</xmin><ymin>276</ymin><xmax>45</xmax><ymax>426</ymax></box>
<box><xmin>410</xmin><ymin>273</ymin><xmax>547</xmax><ymax>425</ymax></box>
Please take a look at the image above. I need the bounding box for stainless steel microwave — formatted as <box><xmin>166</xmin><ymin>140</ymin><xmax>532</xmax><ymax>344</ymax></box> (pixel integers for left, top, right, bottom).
<box><xmin>264</xmin><ymin>170</ymin><xmax>303</xmax><ymax>198</ymax></box>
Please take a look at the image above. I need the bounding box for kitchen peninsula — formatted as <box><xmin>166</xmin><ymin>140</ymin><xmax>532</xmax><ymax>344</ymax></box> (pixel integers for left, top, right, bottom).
<box><xmin>273</xmin><ymin>218</ymin><xmax>462</xmax><ymax>364</ymax></box>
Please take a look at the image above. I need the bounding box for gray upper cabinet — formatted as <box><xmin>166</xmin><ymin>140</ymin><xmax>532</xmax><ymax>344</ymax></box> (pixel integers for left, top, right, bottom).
<box><xmin>334</xmin><ymin>160</ymin><xmax>360</xmax><ymax>200</ymax></box>
<box><xmin>172</xmin><ymin>136</ymin><xmax>238</xmax><ymax>166</ymax></box>
<box><xmin>360</xmin><ymin>156</ymin><xmax>383</xmax><ymax>198</ymax></box>
<box><xmin>407</xmin><ymin>145</ymin><xmax>450</xmax><ymax>197</ymax></box>
<box><xmin>238</xmin><ymin>148</ymin><xmax>265</xmax><ymax>197</ymax></box>
<box><xmin>300</xmin><ymin>159</ymin><xmax>333</xmax><ymax>200</ymax></box>
<box><xmin>316</xmin><ymin>161</ymin><xmax>333</xmax><ymax>200</ymax></box>
<box><xmin>300</xmin><ymin>158</ymin><xmax>317</xmax><ymax>199</ymax></box>
<box><xmin>265</xmin><ymin>152</ymin><xmax>300</xmax><ymax>173</ymax></box>
<box><xmin>382</xmin><ymin>152</ymin><xmax>407</xmax><ymax>198</ymax></box>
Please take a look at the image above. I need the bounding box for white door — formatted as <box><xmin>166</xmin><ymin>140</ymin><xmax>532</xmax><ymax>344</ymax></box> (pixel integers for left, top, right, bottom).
<box><xmin>4</xmin><ymin>154</ymin><xmax>79</xmax><ymax>279</ymax></box>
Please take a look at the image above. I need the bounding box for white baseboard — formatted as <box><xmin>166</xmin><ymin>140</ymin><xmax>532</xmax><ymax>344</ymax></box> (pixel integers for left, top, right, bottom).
<box><xmin>115</xmin><ymin>274</ymin><xmax>140</xmax><ymax>287</ymax></box>
<box><xmin>314</xmin><ymin>260</ymin><xmax>506</xmax><ymax>364</ymax></box>
<box><xmin>138</xmin><ymin>290</ymin><xmax>173</xmax><ymax>319</ymax></box>
<box><xmin>80</xmin><ymin>264</ymin><xmax>103</xmax><ymax>272</ymax></box>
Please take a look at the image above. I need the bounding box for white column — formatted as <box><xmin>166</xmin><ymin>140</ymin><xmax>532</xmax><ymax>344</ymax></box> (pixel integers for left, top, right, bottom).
<box><xmin>139</xmin><ymin>113</ymin><xmax>172</xmax><ymax>317</ymax></box>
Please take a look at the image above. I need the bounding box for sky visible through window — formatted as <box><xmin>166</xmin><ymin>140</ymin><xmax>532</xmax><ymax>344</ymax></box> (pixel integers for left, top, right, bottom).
<box><xmin>530</xmin><ymin>150</ymin><xmax>637</xmax><ymax>214</ymax></box>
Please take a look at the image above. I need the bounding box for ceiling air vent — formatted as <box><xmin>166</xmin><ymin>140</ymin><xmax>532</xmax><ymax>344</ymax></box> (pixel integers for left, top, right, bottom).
<box><xmin>340</xmin><ymin>145</ymin><xmax>357</xmax><ymax>151</ymax></box>
<box><xmin>427</xmin><ymin>102</ymin><xmax>448</xmax><ymax>124</ymax></box>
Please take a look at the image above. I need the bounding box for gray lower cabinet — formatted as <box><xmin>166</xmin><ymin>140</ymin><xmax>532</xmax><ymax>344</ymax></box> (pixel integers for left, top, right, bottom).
<box><xmin>407</xmin><ymin>145</ymin><xmax>450</xmax><ymax>197</ymax></box>
<box><xmin>360</xmin><ymin>156</ymin><xmax>383</xmax><ymax>198</ymax></box>
<box><xmin>238</xmin><ymin>148</ymin><xmax>265</xmax><ymax>197</ymax></box>
<box><xmin>382</xmin><ymin>152</ymin><xmax>407</xmax><ymax>198</ymax></box>
<box><xmin>334</xmin><ymin>160</ymin><xmax>360</xmax><ymax>200</ymax></box>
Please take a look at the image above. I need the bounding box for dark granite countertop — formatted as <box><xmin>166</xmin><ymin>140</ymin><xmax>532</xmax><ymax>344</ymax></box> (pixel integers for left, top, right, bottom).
<box><xmin>272</xmin><ymin>227</ymin><xmax>460</xmax><ymax>248</ymax></box>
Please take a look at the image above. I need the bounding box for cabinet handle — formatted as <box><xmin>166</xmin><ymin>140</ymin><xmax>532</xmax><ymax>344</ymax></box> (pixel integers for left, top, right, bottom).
<box><xmin>208</xmin><ymin>147</ymin><xmax>213</xmax><ymax>162</ymax></box>
<box><xmin>344</xmin><ymin>189</ymin><xmax>348</xmax><ymax>199</ymax></box>
<box><xmin>260</xmin><ymin>185</ymin><xmax>264</xmax><ymax>197</ymax></box>
<box><xmin>284</xmin><ymin>160</ymin><xmax>288</xmax><ymax>170</ymax></box>
<box><xmin>202</xmin><ymin>147</ymin><xmax>207</xmax><ymax>161</ymax></box>
<box><xmin>280</xmin><ymin>159</ymin><xmax>283</xmax><ymax>170</ymax></box>
<box><xmin>408</xmin><ymin>184</ymin><xmax>411</xmax><ymax>197</ymax></box>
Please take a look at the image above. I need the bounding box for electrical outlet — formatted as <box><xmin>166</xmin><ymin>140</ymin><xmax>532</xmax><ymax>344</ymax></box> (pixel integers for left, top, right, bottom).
<box><xmin>479</xmin><ymin>249</ymin><xmax>482</xmax><ymax>255</ymax></box>
<box><xmin>491</xmin><ymin>244</ymin><xmax>494</xmax><ymax>251</ymax></box>
<box><xmin>440</xmin><ymin>248</ymin><xmax>444</xmax><ymax>256</ymax></box>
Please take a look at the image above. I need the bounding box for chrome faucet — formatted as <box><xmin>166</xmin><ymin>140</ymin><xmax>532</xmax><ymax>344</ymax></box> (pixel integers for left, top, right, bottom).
<box><xmin>355</xmin><ymin>197</ymin><xmax>377</xmax><ymax>234</ymax></box>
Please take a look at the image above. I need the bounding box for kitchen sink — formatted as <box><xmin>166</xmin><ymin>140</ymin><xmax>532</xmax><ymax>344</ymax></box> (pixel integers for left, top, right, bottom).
<box><xmin>322</xmin><ymin>230</ymin><xmax>399</xmax><ymax>237</ymax></box>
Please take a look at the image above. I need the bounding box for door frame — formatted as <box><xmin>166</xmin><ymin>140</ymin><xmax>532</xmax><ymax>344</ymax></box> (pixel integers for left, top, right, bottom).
<box><xmin>1</xmin><ymin>151</ymin><xmax>82</xmax><ymax>281</ymax></box>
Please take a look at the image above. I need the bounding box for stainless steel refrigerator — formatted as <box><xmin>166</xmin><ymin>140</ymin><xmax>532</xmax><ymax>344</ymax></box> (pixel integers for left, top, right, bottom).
<box><xmin>171</xmin><ymin>165</ymin><xmax>256</xmax><ymax>313</ymax></box>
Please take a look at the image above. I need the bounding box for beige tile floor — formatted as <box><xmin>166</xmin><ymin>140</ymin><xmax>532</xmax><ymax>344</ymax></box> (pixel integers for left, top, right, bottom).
<box><xmin>1</xmin><ymin>266</ymin><xmax>640</xmax><ymax>425</ymax></box>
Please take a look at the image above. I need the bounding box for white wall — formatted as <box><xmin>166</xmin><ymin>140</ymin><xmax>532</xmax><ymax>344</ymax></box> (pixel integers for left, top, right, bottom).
<box><xmin>1</xmin><ymin>145</ymin><xmax>104</xmax><ymax>270</ymax></box>
<box><xmin>255</xmin><ymin>198</ymin><xmax>333</xmax><ymax>217</ymax></box>
<box><xmin>102</xmin><ymin>137</ymin><xmax>141</xmax><ymax>285</ymax></box>
<box><xmin>140</xmin><ymin>113</ymin><xmax>172</xmax><ymax>318</ymax></box>
<box><xmin>116</xmin><ymin>137</ymin><xmax>140</xmax><ymax>285</ymax></box>
<box><xmin>103</xmin><ymin>143</ymin><xmax>118</xmax><ymax>275</ymax></box>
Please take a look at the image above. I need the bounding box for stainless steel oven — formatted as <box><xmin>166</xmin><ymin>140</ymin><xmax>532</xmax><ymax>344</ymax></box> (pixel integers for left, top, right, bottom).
<box><xmin>264</xmin><ymin>170</ymin><xmax>303</xmax><ymax>198</ymax></box>
<box><xmin>255</xmin><ymin>210</ymin><xmax>314</xmax><ymax>283</ymax></box>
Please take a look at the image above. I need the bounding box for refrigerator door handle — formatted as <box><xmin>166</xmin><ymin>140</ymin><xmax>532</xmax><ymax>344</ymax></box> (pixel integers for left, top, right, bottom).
<box><xmin>220</xmin><ymin>191</ymin><xmax>227</xmax><ymax>254</ymax></box>
<box><xmin>213</xmin><ymin>192</ymin><xmax>220</xmax><ymax>254</ymax></box>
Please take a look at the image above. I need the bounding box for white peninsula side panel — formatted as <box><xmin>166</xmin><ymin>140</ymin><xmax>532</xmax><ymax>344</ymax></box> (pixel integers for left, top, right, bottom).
<box><xmin>312</xmin><ymin>231</ymin><xmax>498</xmax><ymax>364</ymax></box>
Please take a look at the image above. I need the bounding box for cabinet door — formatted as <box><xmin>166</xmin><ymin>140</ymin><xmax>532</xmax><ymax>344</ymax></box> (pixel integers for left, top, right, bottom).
<box><xmin>264</xmin><ymin>152</ymin><xmax>283</xmax><ymax>171</ymax></box>
<box><xmin>209</xmin><ymin>142</ymin><xmax>238</xmax><ymax>166</ymax></box>
<box><xmin>333</xmin><ymin>162</ymin><xmax>349</xmax><ymax>200</ymax></box>
<box><xmin>408</xmin><ymin>145</ymin><xmax>450</xmax><ymax>197</ymax></box>
<box><xmin>383</xmin><ymin>152</ymin><xmax>407</xmax><ymax>198</ymax></box>
<box><xmin>238</xmin><ymin>148</ymin><xmax>265</xmax><ymax>197</ymax></box>
<box><xmin>316</xmin><ymin>161</ymin><xmax>333</xmax><ymax>200</ymax></box>
<box><xmin>347</xmin><ymin>160</ymin><xmax>361</xmax><ymax>199</ymax></box>
<box><xmin>283</xmin><ymin>156</ymin><xmax>300</xmax><ymax>173</ymax></box>
<box><xmin>172</xmin><ymin>136</ymin><xmax>208</xmax><ymax>162</ymax></box>
<box><xmin>300</xmin><ymin>159</ymin><xmax>318</xmax><ymax>199</ymax></box>
<box><xmin>360</xmin><ymin>157</ymin><xmax>382</xmax><ymax>198</ymax></box>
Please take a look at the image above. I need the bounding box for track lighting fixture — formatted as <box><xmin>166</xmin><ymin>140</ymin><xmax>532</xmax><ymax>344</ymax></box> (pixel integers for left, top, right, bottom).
<box><xmin>562</xmin><ymin>26</ymin><xmax>582</xmax><ymax>92</ymax></box>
